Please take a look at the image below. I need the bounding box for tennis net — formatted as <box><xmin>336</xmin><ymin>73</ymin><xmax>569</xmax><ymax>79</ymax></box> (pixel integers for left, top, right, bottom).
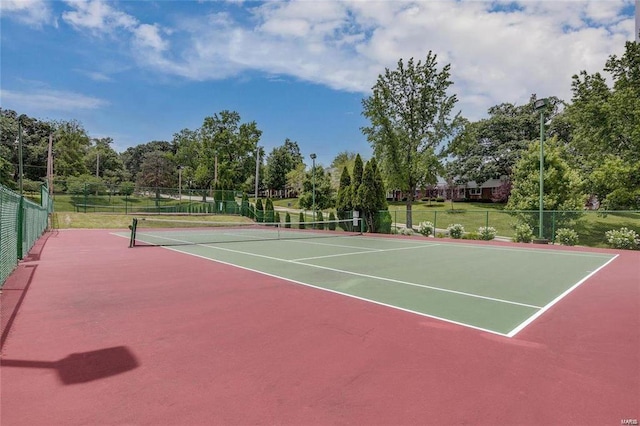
<box><xmin>128</xmin><ymin>217</ymin><xmax>363</xmax><ymax>247</ymax></box>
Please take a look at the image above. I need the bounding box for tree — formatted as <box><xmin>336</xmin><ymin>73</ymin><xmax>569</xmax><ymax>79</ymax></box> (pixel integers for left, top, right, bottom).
<box><xmin>330</xmin><ymin>150</ymin><xmax>357</xmax><ymax>189</ymax></box>
<box><xmin>335</xmin><ymin>166</ymin><xmax>353</xmax><ymax>225</ymax></box>
<box><xmin>52</xmin><ymin>120</ymin><xmax>91</xmax><ymax>179</ymax></box>
<box><xmin>85</xmin><ymin>137</ymin><xmax>126</xmax><ymax>184</ymax></box>
<box><xmin>263</xmin><ymin>139</ymin><xmax>303</xmax><ymax>195</ymax></box>
<box><xmin>587</xmin><ymin>156</ymin><xmax>640</xmax><ymax>210</ymax></box>
<box><xmin>447</xmin><ymin>96</ymin><xmax>561</xmax><ymax>186</ymax></box>
<box><xmin>298</xmin><ymin>164</ymin><xmax>334</xmax><ymax>211</ymax></box>
<box><xmin>362</xmin><ymin>53</ymin><xmax>460</xmax><ymax>228</ymax></box>
<box><xmin>264</xmin><ymin>198</ymin><xmax>275</xmax><ymax>223</ymax></box>
<box><xmin>121</xmin><ymin>140</ymin><xmax>173</xmax><ymax>183</ymax></box>
<box><xmin>255</xmin><ymin>198</ymin><xmax>264</xmax><ymax>222</ymax></box>
<box><xmin>285</xmin><ymin>163</ymin><xmax>306</xmax><ymax>196</ymax></box>
<box><xmin>565</xmin><ymin>41</ymin><xmax>640</xmax><ymax>207</ymax></box>
<box><xmin>137</xmin><ymin>151</ymin><xmax>176</xmax><ymax>199</ymax></box>
<box><xmin>356</xmin><ymin>158</ymin><xmax>388</xmax><ymax>232</ymax></box>
<box><xmin>351</xmin><ymin>154</ymin><xmax>364</xmax><ymax>214</ymax></box>
<box><xmin>506</xmin><ymin>137</ymin><xmax>586</xmax><ymax>239</ymax></box>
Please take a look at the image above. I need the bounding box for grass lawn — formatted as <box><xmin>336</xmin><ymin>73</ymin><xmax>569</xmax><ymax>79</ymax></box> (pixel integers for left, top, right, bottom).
<box><xmin>51</xmin><ymin>212</ymin><xmax>252</xmax><ymax>229</ymax></box>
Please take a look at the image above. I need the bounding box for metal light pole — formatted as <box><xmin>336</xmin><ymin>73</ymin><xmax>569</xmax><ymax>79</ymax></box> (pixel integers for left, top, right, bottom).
<box><xmin>534</xmin><ymin>98</ymin><xmax>548</xmax><ymax>240</ymax></box>
<box><xmin>214</xmin><ymin>150</ymin><xmax>218</xmax><ymax>187</ymax></box>
<box><xmin>18</xmin><ymin>121</ymin><xmax>24</xmax><ymax>195</ymax></box>
<box><xmin>254</xmin><ymin>146</ymin><xmax>261</xmax><ymax>202</ymax></box>
<box><xmin>310</xmin><ymin>153</ymin><xmax>316</xmax><ymax>223</ymax></box>
<box><xmin>178</xmin><ymin>166</ymin><xmax>183</xmax><ymax>201</ymax></box>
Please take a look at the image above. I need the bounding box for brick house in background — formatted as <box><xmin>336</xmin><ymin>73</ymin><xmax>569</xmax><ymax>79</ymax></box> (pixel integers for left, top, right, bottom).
<box><xmin>387</xmin><ymin>176</ymin><xmax>509</xmax><ymax>202</ymax></box>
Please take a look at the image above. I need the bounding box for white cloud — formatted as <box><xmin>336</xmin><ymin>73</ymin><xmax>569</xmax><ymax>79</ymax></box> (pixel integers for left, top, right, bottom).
<box><xmin>133</xmin><ymin>24</ymin><xmax>168</xmax><ymax>52</ymax></box>
<box><xmin>1</xmin><ymin>0</ymin><xmax>53</xmax><ymax>27</ymax></box>
<box><xmin>41</xmin><ymin>0</ymin><xmax>637</xmax><ymax>120</ymax></box>
<box><xmin>0</xmin><ymin>88</ymin><xmax>108</xmax><ymax>112</ymax></box>
<box><xmin>62</xmin><ymin>0</ymin><xmax>137</xmax><ymax>33</ymax></box>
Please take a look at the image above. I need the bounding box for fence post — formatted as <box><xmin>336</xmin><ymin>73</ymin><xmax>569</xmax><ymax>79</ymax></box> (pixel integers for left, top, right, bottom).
<box><xmin>17</xmin><ymin>196</ymin><xmax>24</xmax><ymax>259</ymax></box>
<box><xmin>434</xmin><ymin>211</ymin><xmax>437</xmax><ymax>234</ymax></box>
<box><xmin>552</xmin><ymin>211</ymin><xmax>556</xmax><ymax>243</ymax></box>
<box><xmin>486</xmin><ymin>210</ymin><xmax>489</xmax><ymax>230</ymax></box>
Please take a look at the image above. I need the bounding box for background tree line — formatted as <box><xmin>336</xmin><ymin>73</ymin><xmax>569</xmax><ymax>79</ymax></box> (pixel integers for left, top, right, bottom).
<box><xmin>1</xmin><ymin>40</ymin><xmax>638</xmax><ymax>230</ymax></box>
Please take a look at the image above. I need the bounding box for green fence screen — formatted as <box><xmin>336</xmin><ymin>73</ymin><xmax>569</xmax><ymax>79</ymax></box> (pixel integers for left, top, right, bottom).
<box><xmin>0</xmin><ymin>183</ymin><xmax>51</xmax><ymax>287</ymax></box>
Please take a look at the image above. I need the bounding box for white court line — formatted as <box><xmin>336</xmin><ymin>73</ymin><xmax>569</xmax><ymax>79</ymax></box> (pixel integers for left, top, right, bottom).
<box><xmin>292</xmin><ymin>244</ymin><xmax>440</xmax><ymax>262</ymax></box>
<box><xmin>362</xmin><ymin>236</ymin><xmax>615</xmax><ymax>258</ymax></box>
<box><xmin>159</xmin><ymin>245</ymin><xmax>513</xmax><ymax>338</ymax></box>
<box><xmin>117</xmin><ymin>230</ymin><xmax>617</xmax><ymax>337</ymax></box>
<box><xmin>127</xmin><ymin>231</ymin><xmax>541</xmax><ymax>309</ymax></box>
<box><xmin>506</xmin><ymin>254</ymin><xmax>619</xmax><ymax>337</ymax></box>
<box><xmin>179</xmin><ymin>242</ymin><xmax>542</xmax><ymax>310</ymax></box>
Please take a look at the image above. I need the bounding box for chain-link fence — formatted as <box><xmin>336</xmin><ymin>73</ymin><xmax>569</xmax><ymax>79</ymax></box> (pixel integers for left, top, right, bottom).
<box><xmin>51</xmin><ymin>181</ymin><xmax>242</xmax><ymax>214</ymax></box>
<box><xmin>1</xmin><ymin>183</ymin><xmax>52</xmax><ymax>287</ymax></box>
<box><xmin>378</xmin><ymin>208</ymin><xmax>640</xmax><ymax>247</ymax></box>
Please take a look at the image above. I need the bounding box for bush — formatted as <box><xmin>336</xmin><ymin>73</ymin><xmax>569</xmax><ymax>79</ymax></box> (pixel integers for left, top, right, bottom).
<box><xmin>328</xmin><ymin>212</ymin><xmax>337</xmax><ymax>230</ymax></box>
<box><xmin>374</xmin><ymin>210</ymin><xmax>392</xmax><ymax>234</ymax></box>
<box><xmin>316</xmin><ymin>210</ymin><xmax>325</xmax><ymax>230</ymax></box>
<box><xmin>462</xmin><ymin>231</ymin><xmax>480</xmax><ymax>240</ymax></box>
<box><xmin>298</xmin><ymin>212</ymin><xmax>305</xmax><ymax>229</ymax></box>
<box><xmin>478</xmin><ymin>226</ymin><xmax>497</xmax><ymax>241</ymax></box>
<box><xmin>605</xmin><ymin>227</ymin><xmax>639</xmax><ymax>250</ymax></box>
<box><xmin>514</xmin><ymin>223</ymin><xmax>533</xmax><ymax>243</ymax></box>
<box><xmin>274</xmin><ymin>211</ymin><xmax>281</xmax><ymax>225</ymax></box>
<box><xmin>555</xmin><ymin>228</ymin><xmax>578</xmax><ymax>246</ymax></box>
<box><xmin>285</xmin><ymin>212</ymin><xmax>291</xmax><ymax>228</ymax></box>
<box><xmin>400</xmin><ymin>227</ymin><xmax>415</xmax><ymax>236</ymax></box>
<box><xmin>447</xmin><ymin>223</ymin><xmax>465</xmax><ymax>239</ymax></box>
<box><xmin>418</xmin><ymin>221</ymin><xmax>434</xmax><ymax>237</ymax></box>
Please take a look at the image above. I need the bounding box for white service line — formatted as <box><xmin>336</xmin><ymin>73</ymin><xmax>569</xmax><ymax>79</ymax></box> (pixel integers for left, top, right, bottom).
<box><xmin>203</xmin><ymin>243</ymin><xmax>543</xmax><ymax>310</ymax></box>
<box><xmin>161</xmin><ymin>245</ymin><xmax>513</xmax><ymax>338</ymax></box>
<box><xmin>292</xmin><ymin>244</ymin><xmax>440</xmax><ymax>262</ymax></box>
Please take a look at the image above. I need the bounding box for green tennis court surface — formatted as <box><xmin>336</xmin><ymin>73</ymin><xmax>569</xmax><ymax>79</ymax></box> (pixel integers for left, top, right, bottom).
<box><xmin>123</xmin><ymin>223</ymin><xmax>617</xmax><ymax>337</ymax></box>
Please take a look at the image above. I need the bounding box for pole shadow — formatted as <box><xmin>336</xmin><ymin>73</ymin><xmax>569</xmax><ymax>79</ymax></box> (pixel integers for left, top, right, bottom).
<box><xmin>1</xmin><ymin>346</ymin><xmax>139</xmax><ymax>385</ymax></box>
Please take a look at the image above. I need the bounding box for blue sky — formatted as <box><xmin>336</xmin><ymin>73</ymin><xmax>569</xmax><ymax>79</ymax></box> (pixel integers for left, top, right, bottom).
<box><xmin>1</xmin><ymin>0</ymin><xmax>636</xmax><ymax>167</ymax></box>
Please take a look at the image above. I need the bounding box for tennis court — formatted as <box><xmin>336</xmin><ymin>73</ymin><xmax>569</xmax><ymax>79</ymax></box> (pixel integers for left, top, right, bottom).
<box><xmin>2</xmin><ymin>225</ymin><xmax>637</xmax><ymax>425</ymax></box>
<box><xmin>124</xmin><ymin>218</ymin><xmax>617</xmax><ymax>337</ymax></box>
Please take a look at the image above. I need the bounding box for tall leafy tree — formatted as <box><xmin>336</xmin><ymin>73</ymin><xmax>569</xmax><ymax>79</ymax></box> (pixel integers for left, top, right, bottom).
<box><xmin>195</xmin><ymin>110</ymin><xmax>262</xmax><ymax>192</ymax></box>
<box><xmin>0</xmin><ymin>109</ymin><xmax>54</xmax><ymax>187</ymax></box>
<box><xmin>357</xmin><ymin>158</ymin><xmax>388</xmax><ymax>232</ymax></box>
<box><xmin>298</xmin><ymin>164</ymin><xmax>334</xmax><ymax>211</ymax></box>
<box><xmin>85</xmin><ymin>137</ymin><xmax>126</xmax><ymax>184</ymax></box>
<box><xmin>263</xmin><ymin>138</ymin><xmax>303</xmax><ymax>194</ymax></box>
<box><xmin>447</xmin><ymin>96</ymin><xmax>561</xmax><ymax>186</ymax></box>
<box><xmin>335</xmin><ymin>166</ymin><xmax>353</xmax><ymax>223</ymax></box>
<box><xmin>565</xmin><ymin>41</ymin><xmax>640</xmax><ymax>208</ymax></box>
<box><xmin>506</xmin><ymin>137</ymin><xmax>586</xmax><ymax>238</ymax></box>
<box><xmin>137</xmin><ymin>151</ymin><xmax>176</xmax><ymax>198</ymax></box>
<box><xmin>331</xmin><ymin>151</ymin><xmax>357</xmax><ymax>170</ymax></box>
<box><xmin>121</xmin><ymin>140</ymin><xmax>173</xmax><ymax>183</ymax></box>
<box><xmin>52</xmin><ymin>120</ymin><xmax>91</xmax><ymax>178</ymax></box>
<box><xmin>351</xmin><ymin>154</ymin><xmax>364</xmax><ymax>214</ymax></box>
<box><xmin>362</xmin><ymin>53</ymin><xmax>460</xmax><ymax>228</ymax></box>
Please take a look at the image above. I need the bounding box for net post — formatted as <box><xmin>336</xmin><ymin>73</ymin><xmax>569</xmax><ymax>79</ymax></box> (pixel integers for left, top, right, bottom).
<box><xmin>128</xmin><ymin>218</ymin><xmax>138</xmax><ymax>248</ymax></box>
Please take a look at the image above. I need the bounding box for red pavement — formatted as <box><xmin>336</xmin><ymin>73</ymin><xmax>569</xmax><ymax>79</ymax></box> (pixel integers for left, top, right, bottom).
<box><xmin>1</xmin><ymin>229</ymin><xmax>638</xmax><ymax>425</ymax></box>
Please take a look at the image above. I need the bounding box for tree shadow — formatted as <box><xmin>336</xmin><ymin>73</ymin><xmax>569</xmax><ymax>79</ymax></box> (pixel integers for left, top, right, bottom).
<box><xmin>1</xmin><ymin>346</ymin><xmax>139</xmax><ymax>385</ymax></box>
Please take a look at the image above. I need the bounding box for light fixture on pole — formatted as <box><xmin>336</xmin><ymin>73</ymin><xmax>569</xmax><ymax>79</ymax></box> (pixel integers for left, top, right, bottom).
<box><xmin>310</xmin><ymin>153</ymin><xmax>316</xmax><ymax>224</ymax></box>
<box><xmin>534</xmin><ymin>97</ymin><xmax>548</xmax><ymax>241</ymax></box>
